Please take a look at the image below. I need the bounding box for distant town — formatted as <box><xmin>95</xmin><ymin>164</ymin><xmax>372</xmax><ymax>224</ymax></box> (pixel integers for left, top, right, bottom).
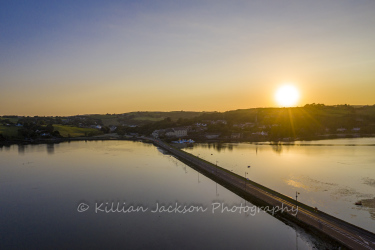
<box><xmin>1</xmin><ymin>103</ymin><xmax>375</xmax><ymax>144</ymax></box>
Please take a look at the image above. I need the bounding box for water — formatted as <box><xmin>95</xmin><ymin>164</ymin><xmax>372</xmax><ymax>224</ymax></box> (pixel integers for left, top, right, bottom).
<box><xmin>183</xmin><ymin>137</ymin><xmax>375</xmax><ymax>233</ymax></box>
<box><xmin>0</xmin><ymin>141</ymin><xmax>327</xmax><ymax>249</ymax></box>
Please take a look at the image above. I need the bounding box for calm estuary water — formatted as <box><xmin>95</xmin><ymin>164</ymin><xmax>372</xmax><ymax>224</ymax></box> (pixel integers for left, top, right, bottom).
<box><xmin>0</xmin><ymin>141</ymin><xmax>329</xmax><ymax>249</ymax></box>
<box><xmin>183</xmin><ymin>137</ymin><xmax>375</xmax><ymax>233</ymax></box>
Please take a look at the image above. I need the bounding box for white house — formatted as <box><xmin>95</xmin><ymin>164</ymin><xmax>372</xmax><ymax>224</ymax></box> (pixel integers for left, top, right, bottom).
<box><xmin>165</xmin><ymin>127</ymin><xmax>188</xmax><ymax>137</ymax></box>
<box><xmin>173</xmin><ymin>127</ymin><xmax>188</xmax><ymax>137</ymax></box>
<box><xmin>252</xmin><ymin>131</ymin><xmax>268</xmax><ymax>136</ymax></box>
<box><xmin>152</xmin><ymin>127</ymin><xmax>188</xmax><ymax>138</ymax></box>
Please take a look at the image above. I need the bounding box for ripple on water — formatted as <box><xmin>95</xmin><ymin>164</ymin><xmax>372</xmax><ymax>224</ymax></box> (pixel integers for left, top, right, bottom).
<box><xmin>363</xmin><ymin>177</ymin><xmax>375</xmax><ymax>188</ymax></box>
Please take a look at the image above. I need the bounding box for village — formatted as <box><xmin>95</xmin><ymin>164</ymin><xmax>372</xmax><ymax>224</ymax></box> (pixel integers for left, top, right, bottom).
<box><xmin>1</xmin><ymin>104</ymin><xmax>373</xmax><ymax>143</ymax></box>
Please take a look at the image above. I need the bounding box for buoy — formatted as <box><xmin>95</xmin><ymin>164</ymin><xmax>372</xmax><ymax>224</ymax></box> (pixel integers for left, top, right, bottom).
<box><xmin>248</xmin><ymin>166</ymin><xmax>251</xmax><ymax>168</ymax></box>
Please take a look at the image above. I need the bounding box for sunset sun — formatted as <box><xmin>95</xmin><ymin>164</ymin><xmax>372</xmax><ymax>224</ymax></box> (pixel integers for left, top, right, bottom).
<box><xmin>275</xmin><ymin>85</ymin><xmax>300</xmax><ymax>107</ymax></box>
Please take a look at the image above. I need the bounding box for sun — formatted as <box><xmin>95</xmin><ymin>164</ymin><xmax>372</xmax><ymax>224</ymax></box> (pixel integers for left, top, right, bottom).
<box><xmin>275</xmin><ymin>85</ymin><xmax>300</xmax><ymax>107</ymax></box>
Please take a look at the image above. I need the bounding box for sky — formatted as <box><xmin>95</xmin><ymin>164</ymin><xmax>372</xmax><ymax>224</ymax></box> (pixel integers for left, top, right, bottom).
<box><xmin>1</xmin><ymin>0</ymin><xmax>375</xmax><ymax>116</ymax></box>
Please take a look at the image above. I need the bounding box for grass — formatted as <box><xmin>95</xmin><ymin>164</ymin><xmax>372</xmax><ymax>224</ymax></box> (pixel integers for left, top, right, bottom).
<box><xmin>133</xmin><ymin>116</ymin><xmax>164</xmax><ymax>121</ymax></box>
<box><xmin>0</xmin><ymin>117</ymin><xmax>19</xmax><ymax>123</ymax></box>
<box><xmin>0</xmin><ymin>124</ymin><xmax>101</xmax><ymax>138</ymax></box>
<box><xmin>53</xmin><ymin>125</ymin><xmax>100</xmax><ymax>137</ymax></box>
<box><xmin>83</xmin><ymin>114</ymin><xmax>120</xmax><ymax>126</ymax></box>
<box><xmin>101</xmin><ymin>118</ymin><xmax>120</xmax><ymax>126</ymax></box>
<box><xmin>86</xmin><ymin>114</ymin><xmax>114</xmax><ymax>120</ymax></box>
<box><xmin>0</xmin><ymin>125</ymin><xmax>20</xmax><ymax>138</ymax></box>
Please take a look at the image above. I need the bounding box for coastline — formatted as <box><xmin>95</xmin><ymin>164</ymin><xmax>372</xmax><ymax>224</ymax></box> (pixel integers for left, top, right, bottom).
<box><xmin>1</xmin><ymin>133</ymin><xmax>375</xmax><ymax>147</ymax></box>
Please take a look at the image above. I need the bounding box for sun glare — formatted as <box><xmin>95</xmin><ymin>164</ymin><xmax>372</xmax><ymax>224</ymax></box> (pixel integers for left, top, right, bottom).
<box><xmin>275</xmin><ymin>85</ymin><xmax>300</xmax><ymax>107</ymax></box>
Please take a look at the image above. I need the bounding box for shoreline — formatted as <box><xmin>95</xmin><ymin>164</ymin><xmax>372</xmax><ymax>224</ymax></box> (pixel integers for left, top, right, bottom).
<box><xmin>1</xmin><ymin>133</ymin><xmax>374</xmax><ymax>147</ymax></box>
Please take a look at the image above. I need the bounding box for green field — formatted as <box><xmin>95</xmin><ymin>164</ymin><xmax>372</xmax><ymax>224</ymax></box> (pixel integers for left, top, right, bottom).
<box><xmin>0</xmin><ymin>124</ymin><xmax>101</xmax><ymax>138</ymax></box>
<box><xmin>85</xmin><ymin>114</ymin><xmax>114</xmax><ymax>120</ymax></box>
<box><xmin>127</xmin><ymin>111</ymin><xmax>205</xmax><ymax>121</ymax></box>
<box><xmin>0</xmin><ymin>125</ymin><xmax>20</xmax><ymax>138</ymax></box>
<box><xmin>0</xmin><ymin>117</ymin><xmax>19</xmax><ymax>123</ymax></box>
<box><xmin>133</xmin><ymin>116</ymin><xmax>164</xmax><ymax>121</ymax></box>
<box><xmin>53</xmin><ymin>125</ymin><xmax>100</xmax><ymax>137</ymax></box>
<box><xmin>100</xmin><ymin>118</ymin><xmax>120</xmax><ymax>126</ymax></box>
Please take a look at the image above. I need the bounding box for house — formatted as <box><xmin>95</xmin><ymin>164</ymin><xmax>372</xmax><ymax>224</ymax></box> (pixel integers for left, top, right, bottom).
<box><xmin>165</xmin><ymin>127</ymin><xmax>188</xmax><ymax>137</ymax></box>
<box><xmin>165</xmin><ymin>128</ymin><xmax>175</xmax><ymax>137</ymax></box>
<box><xmin>231</xmin><ymin>133</ymin><xmax>243</xmax><ymax>139</ymax></box>
<box><xmin>152</xmin><ymin>127</ymin><xmax>188</xmax><ymax>138</ymax></box>
<box><xmin>90</xmin><ymin>125</ymin><xmax>102</xmax><ymax>129</ymax></box>
<box><xmin>152</xmin><ymin>129</ymin><xmax>165</xmax><ymax>138</ymax></box>
<box><xmin>174</xmin><ymin>127</ymin><xmax>188</xmax><ymax>137</ymax></box>
<box><xmin>215</xmin><ymin>120</ymin><xmax>227</xmax><ymax>125</ymax></box>
<box><xmin>252</xmin><ymin>131</ymin><xmax>268</xmax><ymax>136</ymax></box>
<box><xmin>195</xmin><ymin>123</ymin><xmax>207</xmax><ymax>127</ymax></box>
<box><xmin>211</xmin><ymin>120</ymin><xmax>227</xmax><ymax>125</ymax></box>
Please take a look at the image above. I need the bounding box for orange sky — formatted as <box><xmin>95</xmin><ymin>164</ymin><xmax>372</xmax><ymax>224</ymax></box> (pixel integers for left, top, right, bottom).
<box><xmin>1</xmin><ymin>1</ymin><xmax>375</xmax><ymax>116</ymax></box>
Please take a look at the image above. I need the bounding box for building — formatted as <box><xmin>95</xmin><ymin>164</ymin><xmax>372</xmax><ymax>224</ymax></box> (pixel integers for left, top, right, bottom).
<box><xmin>164</xmin><ymin>128</ymin><xmax>175</xmax><ymax>137</ymax></box>
<box><xmin>205</xmin><ymin>133</ymin><xmax>221</xmax><ymax>139</ymax></box>
<box><xmin>152</xmin><ymin>127</ymin><xmax>188</xmax><ymax>138</ymax></box>
<box><xmin>152</xmin><ymin>129</ymin><xmax>164</xmax><ymax>138</ymax></box>
<box><xmin>231</xmin><ymin>133</ymin><xmax>243</xmax><ymax>139</ymax></box>
<box><xmin>166</xmin><ymin>127</ymin><xmax>188</xmax><ymax>137</ymax></box>
<box><xmin>252</xmin><ymin>131</ymin><xmax>268</xmax><ymax>136</ymax></box>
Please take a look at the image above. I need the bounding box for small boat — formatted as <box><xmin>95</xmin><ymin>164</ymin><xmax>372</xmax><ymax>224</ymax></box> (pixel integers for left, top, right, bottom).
<box><xmin>355</xmin><ymin>201</ymin><xmax>362</xmax><ymax>206</ymax></box>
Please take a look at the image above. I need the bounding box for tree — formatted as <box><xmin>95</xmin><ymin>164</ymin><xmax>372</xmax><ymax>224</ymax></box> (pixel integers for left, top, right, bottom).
<box><xmin>52</xmin><ymin>131</ymin><xmax>61</xmax><ymax>137</ymax></box>
<box><xmin>101</xmin><ymin>126</ymin><xmax>110</xmax><ymax>133</ymax></box>
<box><xmin>46</xmin><ymin>124</ymin><xmax>54</xmax><ymax>133</ymax></box>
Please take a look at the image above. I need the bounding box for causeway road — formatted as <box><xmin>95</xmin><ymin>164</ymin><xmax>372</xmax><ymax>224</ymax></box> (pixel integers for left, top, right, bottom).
<box><xmin>142</xmin><ymin>137</ymin><xmax>375</xmax><ymax>250</ymax></box>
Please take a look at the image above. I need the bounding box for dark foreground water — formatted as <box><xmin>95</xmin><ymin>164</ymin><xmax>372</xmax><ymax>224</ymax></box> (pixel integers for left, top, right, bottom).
<box><xmin>0</xmin><ymin>141</ymin><xmax>332</xmax><ymax>249</ymax></box>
